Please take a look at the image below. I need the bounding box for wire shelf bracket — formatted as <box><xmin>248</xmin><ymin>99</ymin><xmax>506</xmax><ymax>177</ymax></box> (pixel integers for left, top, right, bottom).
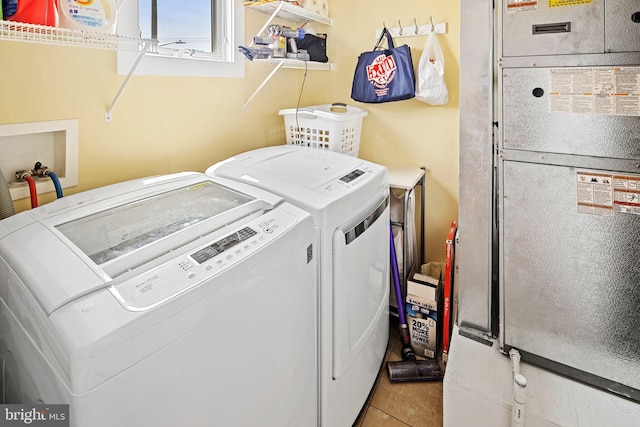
<box><xmin>105</xmin><ymin>42</ymin><xmax>153</xmax><ymax>122</ymax></box>
<box><xmin>0</xmin><ymin>21</ymin><xmax>157</xmax><ymax>122</ymax></box>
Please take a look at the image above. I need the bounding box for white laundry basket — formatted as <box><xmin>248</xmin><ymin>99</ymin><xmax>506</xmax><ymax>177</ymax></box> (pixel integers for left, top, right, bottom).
<box><xmin>279</xmin><ymin>103</ymin><xmax>368</xmax><ymax>157</ymax></box>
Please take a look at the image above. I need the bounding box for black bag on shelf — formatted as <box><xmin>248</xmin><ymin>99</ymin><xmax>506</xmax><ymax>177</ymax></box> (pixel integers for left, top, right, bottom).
<box><xmin>289</xmin><ymin>33</ymin><xmax>328</xmax><ymax>63</ymax></box>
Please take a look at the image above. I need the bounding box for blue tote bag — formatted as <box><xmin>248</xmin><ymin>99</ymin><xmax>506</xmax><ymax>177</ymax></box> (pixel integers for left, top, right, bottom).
<box><xmin>351</xmin><ymin>27</ymin><xmax>416</xmax><ymax>103</ymax></box>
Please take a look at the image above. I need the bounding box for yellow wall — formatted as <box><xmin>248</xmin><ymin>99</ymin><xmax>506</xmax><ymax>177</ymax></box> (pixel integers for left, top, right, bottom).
<box><xmin>0</xmin><ymin>0</ymin><xmax>459</xmax><ymax>263</ymax></box>
<box><xmin>319</xmin><ymin>1</ymin><xmax>461</xmax><ymax>263</ymax></box>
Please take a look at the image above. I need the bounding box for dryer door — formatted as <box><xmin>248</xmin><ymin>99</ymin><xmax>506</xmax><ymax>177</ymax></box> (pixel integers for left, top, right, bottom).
<box><xmin>332</xmin><ymin>196</ymin><xmax>389</xmax><ymax>379</ymax></box>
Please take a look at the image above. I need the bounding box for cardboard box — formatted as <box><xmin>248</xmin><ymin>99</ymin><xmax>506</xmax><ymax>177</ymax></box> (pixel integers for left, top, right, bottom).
<box><xmin>406</xmin><ymin>267</ymin><xmax>440</xmax><ymax>359</ymax></box>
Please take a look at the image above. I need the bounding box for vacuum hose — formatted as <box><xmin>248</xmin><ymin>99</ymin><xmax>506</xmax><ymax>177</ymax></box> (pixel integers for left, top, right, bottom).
<box><xmin>0</xmin><ymin>169</ymin><xmax>15</xmax><ymax>220</ymax></box>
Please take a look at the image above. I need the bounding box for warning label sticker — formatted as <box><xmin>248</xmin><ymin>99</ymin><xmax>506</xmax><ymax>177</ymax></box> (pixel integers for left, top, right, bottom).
<box><xmin>613</xmin><ymin>174</ymin><xmax>640</xmax><ymax>214</ymax></box>
<box><xmin>549</xmin><ymin>0</ymin><xmax>592</xmax><ymax>7</ymax></box>
<box><xmin>578</xmin><ymin>171</ymin><xmax>640</xmax><ymax>216</ymax></box>
<box><xmin>550</xmin><ymin>67</ymin><xmax>640</xmax><ymax>116</ymax></box>
<box><xmin>577</xmin><ymin>171</ymin><xmax>613</xmax><ymax>216</ymax></box>
<box><xmin>506</xmin><ymin>0</ymin><xmax>538</xmax><ymax>13</ymax></box>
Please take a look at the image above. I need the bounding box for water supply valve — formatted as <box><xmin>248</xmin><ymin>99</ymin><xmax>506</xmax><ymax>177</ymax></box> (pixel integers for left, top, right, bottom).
<box><xmin>31</xmin><ymin>162</ymin><xmax>52</xmax><ymax>178</ymax></box>
<box><xmin>15</xmin><ymin>169</ymin><xmax>39</xmax><ymax>208</ymax></box>
<box><xmin>15</xmin><ymin>170</ymin><xmax>32</xmax><ymax>182</ymax></box>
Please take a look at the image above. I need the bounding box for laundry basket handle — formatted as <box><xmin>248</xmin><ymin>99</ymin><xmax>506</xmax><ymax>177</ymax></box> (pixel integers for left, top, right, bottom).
<box><xmin>312</xmin><ymin>104</ymin><xmax>368</xmax><ymax>121</ymax></box>
<box><xmin>294</xmin><ymin>108</ymin><xmax>320</xmax><ymax>120</ymax></box>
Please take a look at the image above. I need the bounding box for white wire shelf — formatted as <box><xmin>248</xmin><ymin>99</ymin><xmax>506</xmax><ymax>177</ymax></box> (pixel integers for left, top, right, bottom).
<box><xmin>243</xmin><ymin>58</ymin><xmax>333</xmax><ymax>109</ymax></box>
<box><xmin>243</xmin><ymin>2</ymin><xmax>333</xmax><ymax>109</ymax></box>
<box><xmin>253</xmin><ymin>57</ymin><xmax>333</xmax><ymax>70</ymax></box>
<box><xmin>0</xmin><ymin>21</ymin><xmax>156</xmax><ymax>51</ymax></box>
<box><xmin>246</xmin><ymin>1</ymin><xmax>333</xmax><ymax>26</ymax></box>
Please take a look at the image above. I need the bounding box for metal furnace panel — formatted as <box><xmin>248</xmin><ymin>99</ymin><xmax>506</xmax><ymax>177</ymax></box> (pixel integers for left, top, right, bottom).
<box><xmin>458</xmin><ymin>0</ymin><xmax>495</xmax><ymax>333</ymax></box>
<box><xmin>502</xmin><ymin>0</ymin><xmax>604</xmax><ymax>57</ymax></box>
<box><xmin>501</xmin><ymin>160</ymin><xmax>640</xmax><ymax>397</ymax></box>
<box><xmin>502</xmin><ymin>66</ymin><xmax>640</xmax><ymax>158</ymax></box>
<box><xmin>606</xmin><ymin>1</ymin><xmax>640</xmax><ymax>53</ymax></box>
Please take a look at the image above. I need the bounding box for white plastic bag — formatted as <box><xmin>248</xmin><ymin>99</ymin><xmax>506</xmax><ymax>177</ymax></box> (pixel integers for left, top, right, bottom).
<box><xmin>416</xmin><ymin>31</ymin><xmax>449</xmax><ymax>105</ymax></box>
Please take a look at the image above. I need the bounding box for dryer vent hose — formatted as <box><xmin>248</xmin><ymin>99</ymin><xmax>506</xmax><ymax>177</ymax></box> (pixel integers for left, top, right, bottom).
<box><xmin>0</xmin><ymin>169</ymin><xmax>15</xmax><ymax>220</ymax></box>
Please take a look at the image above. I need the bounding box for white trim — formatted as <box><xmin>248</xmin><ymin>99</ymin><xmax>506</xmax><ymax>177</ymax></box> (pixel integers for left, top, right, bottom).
<box><xmin>116</xmin><ymin>0</ymin><xmax>244</xmax><ymax>78</ymax></box>
<box><xmin>0</xmin><ymin>120</ymin><xmax>79</xmax><ymax>201</ymax></box>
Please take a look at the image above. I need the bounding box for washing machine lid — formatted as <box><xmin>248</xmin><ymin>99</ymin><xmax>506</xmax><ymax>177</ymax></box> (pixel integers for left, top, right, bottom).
<box><xmin>55</xmin><ymin>180</ymin><xmax>253</xmax><ymax>266</ymax></box>
<box><xmin>0</xmin><ymin>172</ymin><xmax>284</xmax><ymax>314</ymax></box>
<box><xmin>206</xmin><ymin>145</ymin><xmax>388</xmax><ymax>217</ymax></box>
<box><xmin>220</xmin><ymin>145</ymin><xmax>360</xmax><ymax>188</ymax></box>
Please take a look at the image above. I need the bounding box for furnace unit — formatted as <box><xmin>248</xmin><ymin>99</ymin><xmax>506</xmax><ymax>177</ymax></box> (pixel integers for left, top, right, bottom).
<box><xmin>447</xmin><ymin>1</ymin><xmax>640</xmax><ymax>425</ymax></box>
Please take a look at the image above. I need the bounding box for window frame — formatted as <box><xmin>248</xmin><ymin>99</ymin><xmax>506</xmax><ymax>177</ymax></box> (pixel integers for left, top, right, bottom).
<box><xmin>116</xmin><ymin>0</ymin><xmax>245</xmax><ymax>78</ymax></box>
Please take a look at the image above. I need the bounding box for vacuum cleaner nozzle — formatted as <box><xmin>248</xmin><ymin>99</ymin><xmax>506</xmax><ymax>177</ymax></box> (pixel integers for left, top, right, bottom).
<box><xmin>387</xmin><ymin>359</ymin><xmax>444</xmax><ymax>383</ymax></box>
<box><xmin>401</xmin><ymin>344</ymin><xmax>416</xmax><ymax>361</ymax></box>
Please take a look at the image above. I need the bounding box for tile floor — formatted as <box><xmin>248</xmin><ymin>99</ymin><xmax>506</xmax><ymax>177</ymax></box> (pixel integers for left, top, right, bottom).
<box><xmin>352</xmin><ymin>316</ymin><xmax>444</xmax><ymax>427</ymax></box>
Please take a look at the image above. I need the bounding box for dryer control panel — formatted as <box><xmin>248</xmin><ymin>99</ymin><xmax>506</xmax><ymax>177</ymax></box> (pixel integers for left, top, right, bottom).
<box><xmin>108</xmin><ymin>208</ymin><xmax>296</xmax><ymax>311</ymax></box>
<box><xmin>315</xmin><ymin>165</ymin><xmax>382</xmax><ymax>197</ymax></box>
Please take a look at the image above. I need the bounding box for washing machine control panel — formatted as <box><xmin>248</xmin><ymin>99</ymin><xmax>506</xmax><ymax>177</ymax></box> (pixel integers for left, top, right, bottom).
<box><xmin>339</xmin><ymin>169</ymin><xmax>365</xmax><ymax>183</ymax></box>
<box><xmin>316</xmin><ymin>165</ymin><xmax>381</xmax><ymax>197</ymax></box>
<box><xmin>108</xmin><ymin>209</ymin><xmax>296</xmax><ymax>311</ymax></box>
<box><xmin>190</xmin><ymin>227</ymin><xmax>258</xmax><ymax>264</ymax></box>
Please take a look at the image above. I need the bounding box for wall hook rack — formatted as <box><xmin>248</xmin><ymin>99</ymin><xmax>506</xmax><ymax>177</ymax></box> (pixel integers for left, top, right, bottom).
<box><xmin>376</xmin><ymin>19</ymin><xmax>447</xmax><ymax>39</ymax></box>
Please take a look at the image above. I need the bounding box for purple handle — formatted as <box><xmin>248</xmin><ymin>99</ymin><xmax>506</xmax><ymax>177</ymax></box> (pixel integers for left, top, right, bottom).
<box><xmin>390</xmin><ymin>224</ymin><xmax>407</xmax><ymax>326</ymax></box>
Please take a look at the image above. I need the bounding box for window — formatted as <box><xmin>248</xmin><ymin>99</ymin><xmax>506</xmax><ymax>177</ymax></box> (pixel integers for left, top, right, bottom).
<box><xmin>117</xmin><ymin>0</ymin><xmax>244</xmax><ymax>78</ymax></box>
<box><xmin>139</xmin><ymin>1</ymin><xmax>216</xmax><ymax>57</ymax></box>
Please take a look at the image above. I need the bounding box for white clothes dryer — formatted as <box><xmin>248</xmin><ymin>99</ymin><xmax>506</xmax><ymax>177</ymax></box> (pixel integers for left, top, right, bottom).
<box><xmin>0</xmin><ymin>172</ymin><xmax>317</xmax><ymax>427</ymax></box>
<box><xmin>207</xmin><ymin>146</ymin><xmax>390</xmax><ymax>427</ymax></box>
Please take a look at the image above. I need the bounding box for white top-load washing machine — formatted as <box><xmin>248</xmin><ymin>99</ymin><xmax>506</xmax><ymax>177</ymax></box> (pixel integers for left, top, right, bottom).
<box><xmin>0</xmin><ymin>172</ymin><xmax>318</xmax><ymax>427</ymax></box>
<box><xmin>206</xmin><ymin>145</ymin><xmax>390</xmax><ymax>426</ymax></box>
